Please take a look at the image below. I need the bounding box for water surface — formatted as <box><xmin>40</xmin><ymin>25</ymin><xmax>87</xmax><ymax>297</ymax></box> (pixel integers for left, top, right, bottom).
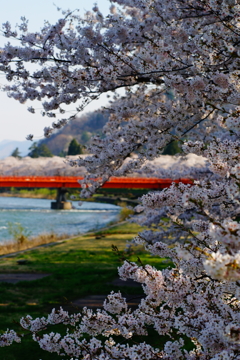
<box><xmin>0</xmin><ymin>197</ymin><xmax>120</xmax><ymax>243</ymax></box>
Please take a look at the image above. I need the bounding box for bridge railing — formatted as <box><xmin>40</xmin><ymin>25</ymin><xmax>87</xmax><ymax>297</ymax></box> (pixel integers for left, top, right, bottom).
<box><xmin>0</xmin><ymin>176</ymin><xmax>193</xmax><ymax>189</ymax></box>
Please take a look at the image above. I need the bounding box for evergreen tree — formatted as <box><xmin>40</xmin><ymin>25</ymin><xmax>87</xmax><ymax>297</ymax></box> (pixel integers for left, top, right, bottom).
<box><xmin>162</xmin><ymin>140</ymin><xmax>182</xmax><ymax>156</ymax></box>
<box><xmin>28</xmin><ymin>143</ymin><xmax>53</xmax><ymax>158</ymax></box>
<box><xmin>11</xmin><ymin>147</ymin><xmax>21</xmax><ymax>158</ymax></box>
<box><xmin>67</xmin><ymin>139</ymin><xmax>83</xmax><ymax>155</ymax></box>
<box><xmin>58</xmin><ymin>150</ymin><xmax>67</xmax><ymax>157</ymax></box>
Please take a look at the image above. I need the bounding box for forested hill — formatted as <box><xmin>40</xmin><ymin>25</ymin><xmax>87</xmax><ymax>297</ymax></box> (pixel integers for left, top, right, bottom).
<box><xmin>40</xmin><ymin>111</ymin><xmax>108</xmax><ymax>156</ymax></box>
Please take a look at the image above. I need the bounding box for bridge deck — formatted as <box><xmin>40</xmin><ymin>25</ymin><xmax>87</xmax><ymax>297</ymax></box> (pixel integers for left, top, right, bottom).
<box><xmin>0</xmin><ymin>176</ymin><xmax>192</xmax><ymax>189</ymax></box>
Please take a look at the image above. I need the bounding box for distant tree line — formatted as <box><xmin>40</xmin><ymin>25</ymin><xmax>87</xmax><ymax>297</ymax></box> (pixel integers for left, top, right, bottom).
<box><xmin>11</xmin><ymin>138</ymin><xmax>181</xmax><ymax>159</ymax></box>
<box><xmin>10</xmin><ymin>111</ymin><xmax>182</xmax><ymax>158</ymax></box>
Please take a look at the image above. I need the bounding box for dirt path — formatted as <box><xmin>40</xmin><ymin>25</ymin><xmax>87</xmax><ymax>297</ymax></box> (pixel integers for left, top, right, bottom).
<box><xmin>0</xmin><ymin>274</ymin><xmax>143</xmax><ymax>309</ymax></box>
<box><xmin>71</xmin><ymin>278</ymin><xmax>143</xmax><ymax>310</ymax></box>
<box><xmin>0</xmin><ymin>273</ymin><xmax>50</xmax><ymax>284</ymax></box>
<box><xmin>72</xmin><ymin>294</ymin><xmax>143</xmax><ymax>310</ymax></box>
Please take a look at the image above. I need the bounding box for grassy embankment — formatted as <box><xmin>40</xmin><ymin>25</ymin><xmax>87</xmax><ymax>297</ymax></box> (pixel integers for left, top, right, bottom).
<box><xmin>0</xmin><ymin>232</ymin><xmax>69</xmax><ymax>256</ymax></box>
<box><xmin>0</xmin><ymin>188</ymin><xmax>57</xmax><ymax>199</ymax></box>
<box><xmin>0</xmin><ymin>222</ymin><xmax>173</xmax><ymax>360</ymax></box>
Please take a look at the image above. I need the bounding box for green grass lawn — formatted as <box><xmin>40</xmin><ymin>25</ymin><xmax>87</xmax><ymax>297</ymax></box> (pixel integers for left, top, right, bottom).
<box><xmin>0</xmin><ymin>223</ymin><xmax>171</xmax><ymax>360</ymax></box>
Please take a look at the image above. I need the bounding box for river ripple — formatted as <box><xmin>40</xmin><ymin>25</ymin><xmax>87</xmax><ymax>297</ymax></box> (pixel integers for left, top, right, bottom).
<box><xmin>0</xmin><ymin>197</ymin><xmax>120</xmax><ymax>243</ymax></box>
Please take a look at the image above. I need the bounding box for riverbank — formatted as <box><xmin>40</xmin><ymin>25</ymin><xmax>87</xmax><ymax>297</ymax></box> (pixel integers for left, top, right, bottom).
<box><xmin>0</xmin><ymin>231</ymin><xmax>69</xmax><ymax>256</ymax></box>
<box><xmin>0</xmin><ymin>220</ymin><xmax>135</xmax><ymax>257</ymax></box>
<box><xmin>0</xmin><ymin>222</ymin><xmax>170</xmax><ymax>360</ymax></box>
<box><xmin>0</xmin><ymin>192</ymin><xmax>55</xmax><ymax>199</ymax></box>
<box><xmin>0</xmin><ymin>189</ymin><xmax>56</xmax><ymax>199</ymax></box>
<box><xmin>0</xmin><ymin>190</ymin><xmax>140</xmax><ymax>206</ymax></box>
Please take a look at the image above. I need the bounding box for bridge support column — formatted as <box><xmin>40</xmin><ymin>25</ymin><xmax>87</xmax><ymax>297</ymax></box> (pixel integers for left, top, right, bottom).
<box><xmin>51</xmin><ymin>188</ymin><xmax>72</xmax><ymax>210</ymax></box>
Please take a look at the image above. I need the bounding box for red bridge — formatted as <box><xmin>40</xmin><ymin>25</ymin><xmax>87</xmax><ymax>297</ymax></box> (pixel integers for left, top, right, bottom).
<box><xmin>0</xmin><ymin>176</ymin><xmax>192</xmax><ymax>189</ymax></box>
<box><xmin>0</xmin><ymin>176</ymin><xmax>193</xmax><ymax>209</ymax></box>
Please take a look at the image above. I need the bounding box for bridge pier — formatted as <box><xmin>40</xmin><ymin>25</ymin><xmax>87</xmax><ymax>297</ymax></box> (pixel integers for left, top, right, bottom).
<box><xmin>51</xmin><ymin>188</ymin><xmax>72</xmax><ymax>210</ymax></box>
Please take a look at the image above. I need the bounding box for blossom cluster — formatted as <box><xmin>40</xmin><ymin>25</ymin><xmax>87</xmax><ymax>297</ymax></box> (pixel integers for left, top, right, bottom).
<box><xmin>0</xmin><ymin>0</ymin><xmax>240</xmax><ymax>359</ymax></box>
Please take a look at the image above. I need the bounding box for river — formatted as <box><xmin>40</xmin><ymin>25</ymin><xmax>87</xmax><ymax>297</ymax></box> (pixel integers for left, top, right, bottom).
<box><xmin>0</xmin><ymin>197</ymin><xmax>120</xmax><ymax>243</ymax></box>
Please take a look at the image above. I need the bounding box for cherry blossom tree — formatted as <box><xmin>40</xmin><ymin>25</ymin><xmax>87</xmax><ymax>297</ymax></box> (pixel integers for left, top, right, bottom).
<box><xmin>0</xmin><ymin>0</ymin><xmax>240</xmax><ymax>358</ymax></box>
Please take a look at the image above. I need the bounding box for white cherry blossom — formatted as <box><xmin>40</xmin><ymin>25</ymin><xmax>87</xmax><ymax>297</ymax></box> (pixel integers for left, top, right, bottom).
<box><xmin>0</xmin><ymin>0</ymin><xmax>240</xmax><ymax>359</ymax></box>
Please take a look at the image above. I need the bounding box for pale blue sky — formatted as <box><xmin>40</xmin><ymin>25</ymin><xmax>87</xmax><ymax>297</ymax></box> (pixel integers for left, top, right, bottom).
<box><xmin>0</xmin><ymin>0</ymin><xmax>110</xmax><ymax>142</ymax></box>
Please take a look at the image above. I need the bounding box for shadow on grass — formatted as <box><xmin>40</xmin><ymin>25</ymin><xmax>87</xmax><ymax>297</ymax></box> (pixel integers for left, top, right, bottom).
<box><xmin>0</xmin><ymin>224</ymin><xmax>173</xmax><ymax>360</ymax></box>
